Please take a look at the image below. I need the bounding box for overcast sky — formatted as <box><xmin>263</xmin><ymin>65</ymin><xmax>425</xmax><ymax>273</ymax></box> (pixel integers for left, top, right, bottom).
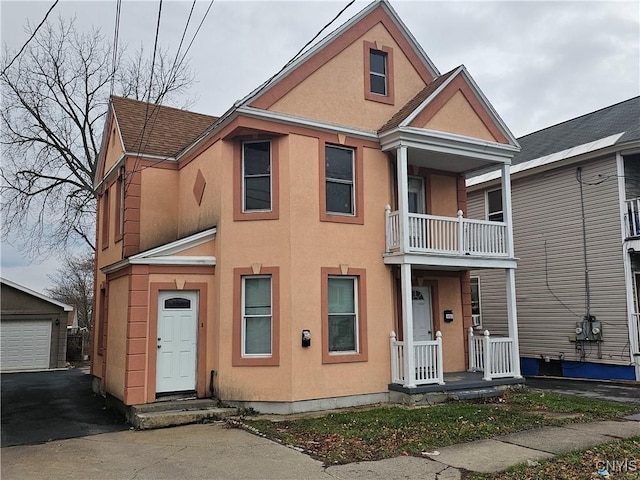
<box><xmin>1</xmin><ymin>0</ymin><xmax>639</xmax><ymax>293</ymax></box>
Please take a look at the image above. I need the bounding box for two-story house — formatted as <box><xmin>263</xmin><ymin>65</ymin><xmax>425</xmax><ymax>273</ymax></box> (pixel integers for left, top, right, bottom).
<box><xmin>468</xmin><ymin>97</ymin><xmax>640</xmax><ymax>382</ymax></box>
<box><xmin>92</xmin><ymin>0</ymin><xmax>523</xmax><ymax>414</ymax></box>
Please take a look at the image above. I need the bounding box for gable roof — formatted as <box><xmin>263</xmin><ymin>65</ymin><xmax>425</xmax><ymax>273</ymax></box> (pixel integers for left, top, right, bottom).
<box><xmin>513</xmin><ymin>96</ymin><xmax>640</xmax><ymax>165</ymax></box>
<box><xmin>0</xmin><ymin>277</ymin><xmax>73</xmax><ymax>311</ymax></box>
<box><xmin>111</xmin><ymin>96</ymin><xmax>217</xmax><ymax>157</ymax></box>
<box><xmin>242</xmin><ymin>0</ymin><xmax>440</xmax><ymax>110</ymax></box>
<box><xmin>379</xmin><ymin>67</ymin><xmax>458</xmax><ymax>132</ymax></box>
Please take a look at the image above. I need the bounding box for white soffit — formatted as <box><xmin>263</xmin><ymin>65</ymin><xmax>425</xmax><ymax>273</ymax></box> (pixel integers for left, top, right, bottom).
<box><xmin>466</xmin><ymin>132</ymin><xmax>626</xmax><ymax>187</ymax></box>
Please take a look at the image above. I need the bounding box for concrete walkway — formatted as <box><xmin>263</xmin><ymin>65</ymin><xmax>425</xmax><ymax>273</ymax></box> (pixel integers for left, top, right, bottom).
<box><xmin>2</xmin><ymin>414</ymin><xmax>638</xmax><ymax>479</ymax></box>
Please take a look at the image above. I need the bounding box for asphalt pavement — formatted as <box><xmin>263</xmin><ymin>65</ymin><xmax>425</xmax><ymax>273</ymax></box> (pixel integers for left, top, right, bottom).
<box><xmin>1</xmin><ymin>367</ymin><xmax>128</xmax><ymax>447</ymax></box>
<box><xmin>526</xmin><ymin>376</ymin><xmax>640</xmax><ymax>404</ymax></box>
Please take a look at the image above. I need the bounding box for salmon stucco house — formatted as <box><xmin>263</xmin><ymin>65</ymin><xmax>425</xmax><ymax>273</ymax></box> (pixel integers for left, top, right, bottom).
<box><xmin>92</xmin><ymin>0</ymin><xmax>524</xmax><ymax>414</ymax></box>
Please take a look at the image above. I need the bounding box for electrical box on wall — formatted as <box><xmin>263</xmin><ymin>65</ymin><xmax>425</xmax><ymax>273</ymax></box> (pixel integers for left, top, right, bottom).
<box><xmin>443</xmin><ymin>310</ymin><xmax>454</xmax><ymax>323</ymax></box>
<box><xmin>574</xmin><ymin>318</ymin><xmax>603</xmax><ymax>341</ymax></box>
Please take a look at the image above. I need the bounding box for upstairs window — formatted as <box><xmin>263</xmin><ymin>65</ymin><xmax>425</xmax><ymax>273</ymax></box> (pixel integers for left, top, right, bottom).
<box><xmin>101</xmin><ymin>188</ymin><xmax>110</xmax><ymax>250</ymax></box>
<box><xmin>243</xmin><ymin>141</ymin><xmax>271</xmax><ymax>212</ymax></box>
<box><xmin>363</xmin><ymin>41</ymin><xmax>394</xmax><ymax>105</ymax></box>
<box><xmin>487</xmin><ymin>188</ymin><xmax>503</xmax><ymax>222</ymax></box>
<box><xmin>369</xmin><ymin>50</ymin><xmax>387</xmax><ymax>96</ymax></box>
<box><xmin>325</xmin><ymin>145</ymin><xmax>355</xmax><ymax>216</ymax></box>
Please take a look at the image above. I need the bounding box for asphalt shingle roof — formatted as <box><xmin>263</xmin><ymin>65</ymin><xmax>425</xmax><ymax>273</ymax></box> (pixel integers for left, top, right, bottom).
<box><xmin>513</xmin><ymin>96</ymin><xmax>640</xmax><ymax>165</ymax></box>
<box><xmin>111</xmin><ymin>96</ymin><xmax>217</xmax><ymax>157</ymax></box>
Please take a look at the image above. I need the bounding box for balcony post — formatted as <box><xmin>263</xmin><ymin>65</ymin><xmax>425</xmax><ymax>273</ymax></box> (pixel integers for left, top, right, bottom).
<box><xmin>457</xmin><ymin>210</ymin><xmax>464</xmax><ymax>254</ymax></box>
<box><xmin>397</xmin><ymin>146</ymin><xmax>410</xmax><ymax>253</ymax></box>
<box><xmin>400</xmin><ymin>263</ymin><xmax>415</xmax><ymax>387</ymax></box>
<box><xmin>501</xmin><ymin>163</ymin><xmax>515</xmax><ymax>257</ymax></box>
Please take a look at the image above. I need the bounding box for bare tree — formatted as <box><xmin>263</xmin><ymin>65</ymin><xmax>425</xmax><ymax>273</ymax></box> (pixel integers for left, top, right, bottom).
<box><xmin>1</xmin><ymin>16</ymin><xmax>195</xmax><ymax>257</ymax></box>
<box><xmin>46</xmin><ymin>252</ymin><xmax>95</xmax><ymax>329</ymax></box>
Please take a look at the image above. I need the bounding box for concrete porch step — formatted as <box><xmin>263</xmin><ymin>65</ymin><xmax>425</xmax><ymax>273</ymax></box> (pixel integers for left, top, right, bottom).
<box><xmin>128</xmin><ymin>399</ymin><xmax>236</xmax><ymax>429</ymax></box>
<box><xmin>447</xmin><ymin>387</ymin><xmax>502</xmax><ymax>401</ymax></box>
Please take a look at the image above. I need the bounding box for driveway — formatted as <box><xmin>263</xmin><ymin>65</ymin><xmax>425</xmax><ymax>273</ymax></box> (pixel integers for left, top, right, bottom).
<box><xmin>526</xmin><ymin>377</ymin><xmax>640</xmax><ymax>405</ymax></box>
<box><xmin>1</xmin><ymin>367</ymin><xmax>128</xmax><ymax>447</ymax></box>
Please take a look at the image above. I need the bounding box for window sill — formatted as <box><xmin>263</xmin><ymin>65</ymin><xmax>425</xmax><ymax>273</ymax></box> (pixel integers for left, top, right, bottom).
<box><xmin>322</xmin><ymin>352</ymin><xmax>367</xmax><ymax>364</ymax></box>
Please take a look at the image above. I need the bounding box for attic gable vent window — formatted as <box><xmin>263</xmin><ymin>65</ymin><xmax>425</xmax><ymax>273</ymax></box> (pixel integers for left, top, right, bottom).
<box><xmin>363</xmin><ymin>41</ymin><xmax>394</xmax><ymax>105</ymax></box>
<box><xmin>369</xmin><ymin>50</ymin><xmax>387</xmax><ymax>95</ymax></box>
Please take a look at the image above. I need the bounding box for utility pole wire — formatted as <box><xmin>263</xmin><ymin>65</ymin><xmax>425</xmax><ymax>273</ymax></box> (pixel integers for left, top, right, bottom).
<box><xmin>1</xmin><ymin>0</ymin><xmax>60</xmax><ymax>77</ymax></box>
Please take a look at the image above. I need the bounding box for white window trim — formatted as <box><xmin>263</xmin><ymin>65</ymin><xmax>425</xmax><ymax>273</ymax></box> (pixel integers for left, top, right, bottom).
<box><xmin>326</xmin><ymin>145</ymin><xmax>355</xmax><ymax>216</ymax></box>
<box><xmin>369</xmin><ymin>49</ymin><xmax>387</xmax><ymax>96</ymax></box>
<box><xmin>486</xmin><ymin>187</ymin><xmax>503</xmax><ymax>222</ymax></box>
<box><xmin>242</xmin><ymin>140</ymin><xmax>272</xmax><ymax>213</ymax></box>
<box><xmin>470</xmin><ymin>276</ymin><xmax>482</xmax><ymax>328</ymax></box>
<box><xmin>328</xmin><ymin>275</ymin><xmax>359</xmax><ymax>354</ymax></box>
<box><xmin>241</xmin><ymin>275</ymin><xmax>273</xmax><ymax>358</ymax></box>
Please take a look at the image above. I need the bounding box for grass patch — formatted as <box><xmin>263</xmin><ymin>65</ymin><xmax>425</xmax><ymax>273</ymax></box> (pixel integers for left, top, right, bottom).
<box><xmin>467</xmin><ymin>436</ymin><xmax>640</xmax><ymax>480</ymax></box>
<box><xmin>242</xmin><ymin>390</ymin><xmax>638</xmax><ymax>465</ymax></box>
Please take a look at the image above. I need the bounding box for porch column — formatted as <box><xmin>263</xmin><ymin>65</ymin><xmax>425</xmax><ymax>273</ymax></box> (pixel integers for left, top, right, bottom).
<box><xmin>397</xmin><ymin>145</ymin><xmax>410</xmax><ymax>253</ymax></box>
<box><xmin>502</xmin><ymin>163</ymin><xmax>522</xmax><ymax>377</ymax></box>
<box><xmin>400</xmin><ymin>263</ymin><xmax>416</xmax><ymax>387</ymax></box>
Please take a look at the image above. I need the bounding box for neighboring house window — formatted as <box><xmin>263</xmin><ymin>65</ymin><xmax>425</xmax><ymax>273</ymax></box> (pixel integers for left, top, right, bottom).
<box><xmin>369</xmin><ymin>50</ymin><xmax>387</xmax><ymax>95</ymax></box>
<box><xmin>232</xmin><ymin>267</ymin><xmax>280</xmax><ymax>366</ymax></box>
<box><xmin>243</xmin><ymin>141</ymin><xmax>271</xmax><ymax>212</ymax></box>
<box><xmin>470</xmin><ymin>277</ymin><xmax>482</xmax><ymax>328</ymax></box>
<box><xmin>322</xmin><ymin>267</ymin><xmax>368</xmax><ymax>364</ymax></box>
<box><xmin>487</xmin><ymin>188</ymin><xmax>503</xmax><ymax>222</ymax></box>
<box><xmin>363</xmin><ymin>41</ymin><xmax>394</xmax><ymax>104</ymax></box>
<box><xmin>242</xmin><ymin>276</ymin><xmax>272</xmax><ymax>357</ymax></box>
<box><xmin>101</xmin><ymin>188</ymin><xmax>110</xmax><ymax>249</ymax></box>
<box><xmin>325</xmin><ymin>145</ymin><xmax>355</xmax><ymax>215</ymax></box>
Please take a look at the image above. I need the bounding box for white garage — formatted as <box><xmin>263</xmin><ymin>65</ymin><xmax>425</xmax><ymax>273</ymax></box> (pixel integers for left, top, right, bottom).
<box><xmin>1</xmin><ymin>319</ymin><xmax>52</xmax><ymax>371</ymax></box>
<box><xmin>1</xmin><ymin>278</ymin><xmax>72</xmax><ymax>372</ymax></box>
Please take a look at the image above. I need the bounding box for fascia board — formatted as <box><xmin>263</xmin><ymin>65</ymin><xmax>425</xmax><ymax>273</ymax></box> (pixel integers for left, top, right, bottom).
<box><xmin>236</xmin><ymin>106</ymin><xmax>379</xmax><ymax>141</ymax></box>
<box><xmin>459</xmin><ymin>68</ymin><xmax>520</xmax><ymax>148</ymax></box>
<box><xmin>94</xmin><ymin>153</ymin><xmax>125</xmax><ymax>192</ymax></box>
<box><xmin>129</xmin><ymin>228</ymin><xmax>217</xmax><ymax>260</ymax></box>
<box><xmin>0</xmin><ymin>277</ymin><xmax>74</xmax><ymax>311</ymax></box>
<box><xmin>399</xmin><ymin>66</ymin><xmax>464</xmax><ymax>128</ymax></box>
<box><xmin>380</xmin><ymin>127</ymin><xmax>518</xmax><ymax>163</ymax></box>
<box><xmin>129</xmin><ymin>256</ymin><xmax>216</xmax><ymax>266</ymax></box>
<box><xmin>466</xmin><ymin>132</ymin><xmax>627</xmax><ymax>188</ymax></box>
<box><xmin>236</xmin><ymin>0</ymin><xmax>383</xmax><ymax>108</ymax></box>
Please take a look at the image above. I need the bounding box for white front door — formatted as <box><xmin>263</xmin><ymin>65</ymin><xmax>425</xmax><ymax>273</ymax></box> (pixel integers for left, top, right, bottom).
<box><xmin>156</xmin><ymin>291</ymin><xmax>198</xmax><ymax>394</ymax></box>
<box><xmin>412</xmin><ymin>287</ymin><xmax>433</xmax><ymax>341</ymax></box>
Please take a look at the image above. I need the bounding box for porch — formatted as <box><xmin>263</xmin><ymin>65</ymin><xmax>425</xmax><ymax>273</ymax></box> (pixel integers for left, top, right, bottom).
<box><xmin>389</xmin><ymin>329</ymin><xmax>521</xmax><ymax>389</ymax></box>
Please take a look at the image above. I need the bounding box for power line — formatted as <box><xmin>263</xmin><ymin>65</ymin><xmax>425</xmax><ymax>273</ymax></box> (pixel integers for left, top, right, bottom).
<box><xmin>110</xmin><ymin>0</ymin><xmax>122</xmax><ymax>97</ymax></box>
<box><xmin>1</xmin><ymin>0</ymin><xmax>60</xmax><ymax>77</ymax></box>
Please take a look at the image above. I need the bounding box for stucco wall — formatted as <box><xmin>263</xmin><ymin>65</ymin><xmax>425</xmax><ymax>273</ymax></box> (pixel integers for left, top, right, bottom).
<box><xmin>105</xmin><ymin>276</ymin><xmax>129</xmax><ymax>401</ymax></box>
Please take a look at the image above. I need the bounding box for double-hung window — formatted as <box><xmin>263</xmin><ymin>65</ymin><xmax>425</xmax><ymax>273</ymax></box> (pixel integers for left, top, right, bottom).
<box><xmin>243</xmin><ymin>141</ymin><xmax>271</xmax><ymax>212</ymax></box>
<box><xmin>487</xmin><ymin>188</ymin><xmax>503</xmax><ymax>222</ymax></box>
<box><xmin>327</xmin><ymin>276</ymin><xmax>358</xmax><ymax>353</ymax></box>
<box><xmin>369</xmin><ymin>49</ymin><xmax>387</xmax><ymax>96</ymax></box>
<box><xmin>325</xmin><ymin>145</ymin><xmax>355</xmax><ymax>215</ymax></box>
<box><xmin>242</xmin><ymin>276</ymin><xmax>272</xmax><ymax>357</ymax></box>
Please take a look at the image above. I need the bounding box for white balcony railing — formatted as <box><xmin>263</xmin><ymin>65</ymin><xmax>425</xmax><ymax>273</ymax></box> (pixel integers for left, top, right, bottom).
<box><xmin>385</xmin><ymin>207</ymin><xmax>508</xmax><ymax>257</ymax></box>
<box><xmin>468</xmin><ymin>328</ymin><xmax>517</xmax><ymax>380</ymax></box>
<box><xmin>625</xmin><ymin>198</ymin><xmax>640</xmax><ymax>238</ymax></box>
<box><xmin>390</xmin><ymin>331</ymin><xmax>444</xmax><ymax>386</ymax></box>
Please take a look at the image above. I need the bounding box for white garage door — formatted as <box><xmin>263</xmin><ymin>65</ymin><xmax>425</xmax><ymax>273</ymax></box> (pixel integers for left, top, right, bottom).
<box><xmin>1</xmin><ymin>320</ymin><xmax>51</xmax><ymax>371</ymax></box>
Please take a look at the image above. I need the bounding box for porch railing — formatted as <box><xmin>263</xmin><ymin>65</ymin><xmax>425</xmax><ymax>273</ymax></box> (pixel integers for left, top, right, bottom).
<box><xmin>625</xmin><ymin>198</ymin><xmax>640</xmax><ymax>238</ymax></box>
<box><xmin>468</xmin><ymin>328</ymin><xmax>517</xmax><ymax>380</ymax></box>
<box><xmin>385</xmin><ymin>207</ymin><xmax>508</xmax><ymax>257</ymax></box>
<box><xmin>390</xmin><ymin>331</ymin><xmax>444</xmax><ymax>385</ymax></box>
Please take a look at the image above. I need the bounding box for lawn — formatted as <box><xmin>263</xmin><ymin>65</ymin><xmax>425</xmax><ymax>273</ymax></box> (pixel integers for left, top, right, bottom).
<box><xmin>467</xmin><ymin>436</ymin><xmax>640</xmax><ymax>480</ymax></box>
<box><xmin>240</xmin><ymin>390</ymin><xmax>638</xmax><ymax>465</ymax></box>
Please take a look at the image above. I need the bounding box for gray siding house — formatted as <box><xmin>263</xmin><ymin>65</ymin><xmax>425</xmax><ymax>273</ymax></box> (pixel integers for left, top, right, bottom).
<box><xmin>466</xmin><ymin>97</ymin><xmax>640</xmax><ymax>381</ymax></box>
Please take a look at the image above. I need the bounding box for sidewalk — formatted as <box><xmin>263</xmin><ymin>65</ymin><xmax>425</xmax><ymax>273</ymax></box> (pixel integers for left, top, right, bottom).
<box><xmin>2</xmin><ymin>414</ymin><xmax>638</xmax><ymax>479</ymax></box>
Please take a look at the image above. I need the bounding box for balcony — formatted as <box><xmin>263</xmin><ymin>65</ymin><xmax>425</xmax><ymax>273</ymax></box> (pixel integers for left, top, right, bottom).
<box><xmin>384</xmin><ymin>207</ymin><xmax>516</xmax><ymax>269</ymax></box>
